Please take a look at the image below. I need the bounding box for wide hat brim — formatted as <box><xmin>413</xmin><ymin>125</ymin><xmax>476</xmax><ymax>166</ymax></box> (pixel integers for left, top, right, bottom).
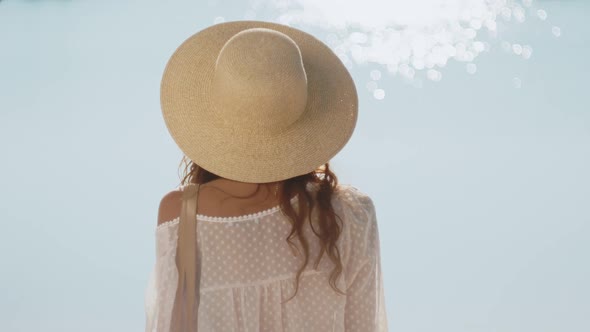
<box><xmin>161</xmin><ymin>20</ymin><xmax>358</xmax><ymax>183</ymax></box>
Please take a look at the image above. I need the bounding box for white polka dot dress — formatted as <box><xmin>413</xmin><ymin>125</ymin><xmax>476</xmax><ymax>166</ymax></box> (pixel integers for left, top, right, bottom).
<box><xmin>145</xmin><ymin>184</ymin><xmax>388</xmax><ymax>332</ymax></box>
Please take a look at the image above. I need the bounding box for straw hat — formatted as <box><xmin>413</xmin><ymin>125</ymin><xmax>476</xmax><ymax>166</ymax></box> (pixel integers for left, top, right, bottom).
<box><xmin>160</xmin><ymin>20</ymin><xmax>358</xmax><ymax>183</ymax></box>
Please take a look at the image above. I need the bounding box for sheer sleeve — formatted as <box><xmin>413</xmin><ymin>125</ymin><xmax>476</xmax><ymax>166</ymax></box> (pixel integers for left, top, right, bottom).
<box><xmin>144</xmin><ymin>263</ymin><xmax>158</xmax><ymax>331</ymax></box>
<box><xmin>340</xmin><ymin>186</ymin><xmax>389</xmax><ymax>332</ymax></box>
<box><xmin>145</xmin><ymin>221</ymin><xmax>180</xmax><ymax>332</ymax></box>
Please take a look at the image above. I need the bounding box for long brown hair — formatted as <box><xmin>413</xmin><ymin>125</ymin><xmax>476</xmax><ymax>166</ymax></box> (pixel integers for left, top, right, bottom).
<box><xmin>178</xmin><ymin>156</ymin><xmax>348</xmax><ymax>302</ymax></box>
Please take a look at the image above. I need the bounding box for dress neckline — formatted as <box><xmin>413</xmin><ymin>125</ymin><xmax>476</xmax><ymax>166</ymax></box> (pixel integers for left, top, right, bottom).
<box><xmin>196</xmin><ymin>194</ymin><xmax>299</xmax><ymax>222</ymax></box>
<box><xmin>157</xmin><ymin>194</ymin><xmax>299</xmax><ymax>229</ymax></box>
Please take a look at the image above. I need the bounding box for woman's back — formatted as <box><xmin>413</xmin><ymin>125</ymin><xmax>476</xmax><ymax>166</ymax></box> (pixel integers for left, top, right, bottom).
<box><xmin>151</xmin><ymin>20</ymin><xmax>387</xmax><ymax>332</ymax></box>
<box><xmin>145</xmin><ymin>183</ymin><xmax>388</xmax><ymax>332</ymax></box>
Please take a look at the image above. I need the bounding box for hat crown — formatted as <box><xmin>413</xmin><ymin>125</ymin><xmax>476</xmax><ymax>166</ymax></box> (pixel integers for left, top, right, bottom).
<box><xmin>211</xmin><ymin>28</ymin><xmax>308</xmax><ymax>135</ymax></box>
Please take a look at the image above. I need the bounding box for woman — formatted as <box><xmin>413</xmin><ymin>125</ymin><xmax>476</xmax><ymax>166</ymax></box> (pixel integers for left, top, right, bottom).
<box><xmin>145</xmin><ymin>21</ymin><xmax>388</xmax><ymax>332</ymax></box>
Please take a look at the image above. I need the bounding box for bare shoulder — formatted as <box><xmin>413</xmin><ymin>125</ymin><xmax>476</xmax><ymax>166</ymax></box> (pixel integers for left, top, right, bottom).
<box><xmin>157</xmin><ymin>189</ymin><xmax>184</xmax><ymax>226</ymax></box>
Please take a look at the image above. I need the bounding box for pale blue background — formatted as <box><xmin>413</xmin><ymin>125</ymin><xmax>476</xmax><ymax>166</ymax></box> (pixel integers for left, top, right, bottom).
<box><xmin>0</xmin><ymin>0</ymin><xmax>588</xmax><ymax>331</ymax></box>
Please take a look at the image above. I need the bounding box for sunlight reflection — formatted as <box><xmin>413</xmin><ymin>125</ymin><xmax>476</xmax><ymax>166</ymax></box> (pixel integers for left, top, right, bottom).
<box><xmin>512</xmin><ymin>77</ymin><xmax>522</xmax><ymax>88</ymax></box>
<box><xmin>373</xmin><ymin>89</ymin><xmax>386</xmax><ymax>100</ymax></box>
<box><xmin>244</xmin><ymin>0</ymin><xmax>560</xmax><ymax>99</ymax></box>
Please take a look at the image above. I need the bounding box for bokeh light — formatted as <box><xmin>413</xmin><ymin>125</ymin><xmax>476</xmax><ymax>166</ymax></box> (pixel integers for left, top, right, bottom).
<box><xmin>512</xmin><ymin>77</ymin><xmax>522</xmax><ymax>88</ymax></box>
<box><xmin>366</xmin><ymin>80</ymin><xmax>379</xmax><ymax>92</ymax></box>
<box><xmin>246</xmin><ymin>0</ymin><xmax>560</xmax><ymax>98</ymax></box>
<box><xmin>373</xmin><ymin>88</ymin><xmax>386</xmax><ymax>100</ymax></box>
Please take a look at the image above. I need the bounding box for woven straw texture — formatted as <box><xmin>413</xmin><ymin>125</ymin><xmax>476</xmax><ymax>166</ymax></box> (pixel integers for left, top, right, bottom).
<box><xmin>161</xmin><ymin>21</ymin><xmax>358</xmax><ymax>183</ymax></box>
